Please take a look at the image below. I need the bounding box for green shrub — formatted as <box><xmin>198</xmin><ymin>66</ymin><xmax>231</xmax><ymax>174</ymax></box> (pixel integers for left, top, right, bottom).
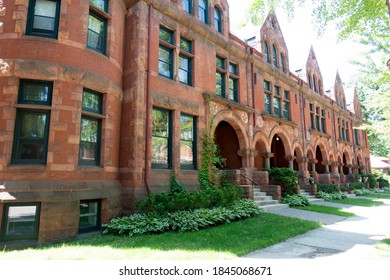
<box><xmin>317</xmin><ymin>184</ymin><xmax>339</xmax><ymax>193</ymax></box>
<box><xmin>316</xmin><ymin>191</ymin><xmax>346</xmax><ymax>201</ymax></box>
<box><xmin>354</xmin><ymin>189</ymin><xmax>371</xmax><ymax>196</ymax></box>
<box><xmin>282</xmin><ymin>194</ymin><xmax>310</xmax><ymax>207</ymax></box>
<box><xmin>170</xmin><ymin>171</ymin><xmax>186</xmax><ymax>193</ymax></box>
<box><xmin>348</xmin><ymin>182</ymin><xmax>364</xmax><ymax>190</ymax></box>
<box><xmin>383</xmin><ymin>187</ymin><xmax>390</xmax><ymax>192</ymax></box>
<box><xmin>103</xmin><ymin>199</ymin><xmax>261</xmax><ymax>236</ymax></box>
<box><xmin>268</xmin><ymin>168</ymin><xmax>299</xmax><ymax>197</ymax></box>
<box><xmin>361</xmin><ymin>173</ymin><xmax>377</xmax><ymax>188</ymax></box>
<box><xmin>377</xmin><ymin>178</ymin><xmax>390</xmax><ymax>188</ymax></box>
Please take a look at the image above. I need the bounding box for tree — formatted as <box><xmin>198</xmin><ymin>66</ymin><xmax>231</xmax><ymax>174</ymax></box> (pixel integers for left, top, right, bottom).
<box><xmin>247</xmin><ymin>0</ymin><xmax>390</xmax><ymax>158</ymax></box>
<box><xmin>246</xmin><ymin>0</ymin><xmax>390</xmax><ymax>39</ymax></box>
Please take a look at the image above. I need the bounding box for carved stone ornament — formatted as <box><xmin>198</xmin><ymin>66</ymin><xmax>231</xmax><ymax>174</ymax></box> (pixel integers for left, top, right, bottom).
<box><xmin>257</xmin><ymin>115</ymin><xmax>264</xmax><ymax>128</ymax></box>
<box><xmin>240</xmin><ymin>112</ymin><xmax>248</xmax><ymax>124</ymax></box>
<box><xmin>306</xmin><ymin>131</ymin><xmax>311</xmax><ymax>141</ymax></box>
<box><xmin>294</xmin><ymin>128</ymin><xmax>299</xmax><ymax>140</ymax></box>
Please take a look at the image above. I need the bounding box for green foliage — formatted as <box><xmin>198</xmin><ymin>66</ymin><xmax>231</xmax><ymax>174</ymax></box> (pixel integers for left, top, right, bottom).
<box><xmin>136</xmin><ymin>183</ymin><xmax>243</xmax><ymax>215</ymax></box>
<box><xmin>198</xmin><ymin>99</ymin><xmax>225</xmax><ymax>190</ymax></box>
<box><xmin>361</xmin><ymin>173</ymin><xmax>377</xmax><ymax>188</ymax></box>
<box><xmin>268</xmin><ymin>168</ymin><xmax>298</xmax><ymax>197</ymax></box>
<box><xmin>371</xmin><ymin>169</ymin><xmax>390</xmax><ymax>188</ymax></box>
<box><xmin>103</xmin><ymin>199</ymin><xmax>261</xmax><ymax>236</ymax></box>
<box><xmin>282</xmin><ymin>194</ymin><xmax>310</xmax><ymax>207</ymax></box>
<box><xmin>382</xmin><ymin>187</ymin><xmax>390</xmax><ymax>192</ymax></box>
<box><xmin>170</xmin><ymin>171</ymin><xmax>186</xmax><ymax>193</ymax></box>
<box><xmin>354</xmin><ymin>189</ymin><xmax>371</xmax><ymax>196</ymax></box>
<box><xmin>348</xmin><ymin>182</ymin><xmax>364</xmax><ymax>190</ymax></box>
<box><xmin>316</xmin><ymin>191</ymin><xmax>347</xmax><ymax>201</ymax></box>
<box><xmin>317</xmin><ymin>184</ymin><xmax>339</xmax><ymax>193</ymax></box>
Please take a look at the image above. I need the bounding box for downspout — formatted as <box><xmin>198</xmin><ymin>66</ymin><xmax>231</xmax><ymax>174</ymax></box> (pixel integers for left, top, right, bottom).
<box><xmin>144</xmin><ymin>3</ymin><xmax>153</xmax><ymax>195</ymax></box>
<box><xmin>250</xmin><ymin>48</ymin><xmax>256</xmax><ymax>124</ymax></box>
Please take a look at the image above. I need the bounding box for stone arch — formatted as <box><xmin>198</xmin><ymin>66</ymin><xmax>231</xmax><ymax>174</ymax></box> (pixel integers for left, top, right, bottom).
<box><xmin>357</xmin><ymin>151</ymin><xmax>364</xmax><ymax>174</ymax></box>
<box><xmin>269</xmin><ymin>126</ymin><xmax>293</xmax><ymax>157</ymax></box>
<box><xmin>306</xmin><ymin>145</ymin><xmax>315</xmax><ymax>172</ymax></box>
<box><xmin>314</xmin><ymin>139</ymin><xmax>328</xmax><ymax>174</ymax></box>
<box><xmin>212</xmin><ymin>111</ymin><xmax>249</xmax><ymax>169</ymax></box>
<box><xmin>292</xmin><ymin>142</ymin><xmax>304</xmax><ymax>172</ymax></box>
<box><xmin>253</xmin><ymin>131</ymin><xmax>269</xmax><ymax>171</ymax></box>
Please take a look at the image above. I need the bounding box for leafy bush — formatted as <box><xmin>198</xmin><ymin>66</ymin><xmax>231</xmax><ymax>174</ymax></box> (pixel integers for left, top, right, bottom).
<box><xmin>136</xmin><ymin>184</ymin><xmax>244</xmax><ymax>215</ymax></box>
<box><xmin>348</xmin><ymin>182</ymin><xmax>364</xmax><ymax>190</ymax></box>
<box><xmin>361</xmin><ymin>173</ymin><xmax>377</xmax><ymax>188</ymax></box>
<box><xmin>316</xmin><ymin>191</ymin><xmax>347</xmax><ymax>201</ymax></box>
<box><xmin>354</xmin><ymin>189</ymin><xmax>371</xmax><ymax>196</ymax></box>
<box><xmin>103</xmin><ymin>199</ymin><xmax>261</xmax><ymax>236</ymax></box>
<box><xmin>268</xmin><ymin>168</ymin><xmax>298</xmax><ymax>197</ymax></box>
<box><xmin>282</xmin><ymin>194</ymin><xmax>310</xmax><ymax>207</ymax></box>
<box><xmin>170</xmin><ymin>171</ymin><xmax>186</xmax><ymax>193</ymax></box>
<box><xmin>317</xmin><ymin>184</ymin><xmax>339</xmax><ymax>193</ymax></box>
<box><xmin>382</xmin><ymin>187</ymin><xmax>390</xmax><ymax>192</ymax></box>
<box><xmin>377</xmin><ymin>178</ymin><xmax>390</xmax><ymax>188</ymax></box>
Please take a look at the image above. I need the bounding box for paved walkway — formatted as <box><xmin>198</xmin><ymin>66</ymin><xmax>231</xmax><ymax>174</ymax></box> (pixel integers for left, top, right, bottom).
<box><xmin>243</xmin><ymin>198</ymin><xmax>390</xmax><ymax>260</ymax></box>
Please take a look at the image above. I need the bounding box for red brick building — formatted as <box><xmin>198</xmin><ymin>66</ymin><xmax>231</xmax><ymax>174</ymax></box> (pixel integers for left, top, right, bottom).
<box><xmin>0</xmin><ymin>0</ymin><xmax>370</xmax><ymax>245</ymax></box>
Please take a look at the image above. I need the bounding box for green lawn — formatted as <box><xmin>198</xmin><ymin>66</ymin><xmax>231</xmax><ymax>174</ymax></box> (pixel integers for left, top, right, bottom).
<box><xmin>375</xmin><ymin>238</ymin><xmax>390</xmax><ymax>257</ymax></box>
<box><xmin>295</xmin><ymin>204</ymin><xmax>354</xmax><ymax>217</ymax></box>
<box><xmin>329</xmin><ymin>198</ymin><xmax>383</xmax><ymax>207</ymax></box>
<box><xmin>363</xmin><ymin>193</ymin><xmax>390</xmax><ymax>199</ymax></box>
<box><xmin>0</xmin><ymin>213</ymin><xmax>320</xmax><ymax>260</ymax></box>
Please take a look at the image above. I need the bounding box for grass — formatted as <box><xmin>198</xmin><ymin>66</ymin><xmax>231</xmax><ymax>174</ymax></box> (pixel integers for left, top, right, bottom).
<box><xmin>375</xmin><ymin>238</ymin><xmax>390</xmax><ymax>257</ymax></box>
<box><xmin>0</xmin><ymin>213</ymin><xmax>320</xmax><ymax>260</ymax></box>
<box><xmin>363</xmin><ymin>193</ymin><xmax>390</xmax><ymax>199</ymax></box>
<box><xmin>329</xmin><ymin>198</ymin><xmax>383</xmax><ymax>207</ymax></box>
<box><xmin>295</xmin><ymin>204</ymin><xmax>355</xmax><ymax>217</ymax></box>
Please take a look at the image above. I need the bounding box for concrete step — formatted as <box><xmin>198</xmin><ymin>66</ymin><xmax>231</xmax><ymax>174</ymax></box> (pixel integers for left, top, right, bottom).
<box><xmin>258</xmin><ymin>203</ymin><xmax>289</xmax><ymax>212</ymax></box>
<box><xmin>253</xmin><ymin>191</ymin><xmax>267</xmax><ymax>196</ymax></box>
<box><xmin>254</xmin><ymin>199</ymin><xmax>280</xmax><ymax>206</ymax></box>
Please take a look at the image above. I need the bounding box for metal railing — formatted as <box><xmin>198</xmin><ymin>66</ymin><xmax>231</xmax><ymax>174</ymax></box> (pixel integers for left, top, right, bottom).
<box><xmin>240</xmin><ymin>173</ymin><xmax>260</xmax><ymax>189</ymax></box>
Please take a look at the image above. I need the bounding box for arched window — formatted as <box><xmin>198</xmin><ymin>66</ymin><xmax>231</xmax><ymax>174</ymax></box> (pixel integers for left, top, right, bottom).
<box><xmin>272</xmin><ymin>45</ymin><xmax>278</xmax><ymax>68</ymax></box>
<box><xmin>307</xmin><ymin>74</ymin><xmax>312</xmax><ymax>89</ymax></box>
<box><xmin>281</xmin><ymin>53</ymin><xmax>285</xmax><ymax>72</ymax></box>
<box><xmin>214</xmin><ymin>6</ymin><xmax>222</xmax><ymax>32</ymax></box>
<box><xmin>264</xmin><ymin>42</ymin><xmax>270</xmax><ymax>63</ymax></box>
<box><xmin>199</xmin><ymin>0</ymin><xmax>208</xmax><ymax>24</ymax></box>
<box><xmin>313</xmin><ymin>75</ymin><xmax>317</xmax><ymax>92</ymax></box>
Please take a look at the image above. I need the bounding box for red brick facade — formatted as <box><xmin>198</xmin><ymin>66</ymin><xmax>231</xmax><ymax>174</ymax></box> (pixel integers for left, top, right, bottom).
<box><xmin>0</xmin><ymin>0</ymin><xmax>370</xmax><ymax>245</ymax></box>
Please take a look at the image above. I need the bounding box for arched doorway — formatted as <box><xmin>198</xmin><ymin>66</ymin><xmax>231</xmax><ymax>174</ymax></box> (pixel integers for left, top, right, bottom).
<box><xmin>343</xmin><ymin>153</ymin><xmax>349</xmax><ymax>174</ymax></box>
<box><xmin>254</xmin><ymin>139</ymin><xmax>267</xmax><ymax>170</ymax></box>
<box><xmin>315</xmin><ymin>146</ymin><xmax>326</xmax><ymax>174</ymax></box>
<box><xmin>214</xmin><ymin>121</ymin><xmax>241</xmax><ymax>169</ymax></box>
<box><xmin>270</xmin><ymin>134</ymin><xmax>289</xmax><ymax>168</ymax></box>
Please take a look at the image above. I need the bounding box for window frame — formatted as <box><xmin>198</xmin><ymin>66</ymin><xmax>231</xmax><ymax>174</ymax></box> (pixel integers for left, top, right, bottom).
<box><xmin>158</xmin><ymin>26</ymin><xmax>175</xmax><ymax>80</ymax></box>
<box><xmin>228</xmin><ymin>63</ymin><xmax>239</xmax><ymax>102</ymax></box>
<box><xmin>78</xmin><ymin>199</ymin><xmax>101</xmax><ymax>234</ymax></box>
<box><xmin>182</xmin><ymin>0</ymin><xmax>193</xmax><ymax>14</ymax></box>
<box><xmin>26</xmin><ymin>0</ymin><xmax>61</xmax><ymax>39</ymax></box>
<box><xmin>178</xmin><ymin>37</ymin><xmax>193</xmax><ymax>86</ymax></box>
<box><xmin>272</xmin><ymin>44</ymin><xmax>278</xmax><ymax>68</ymax></box>
<box><xmin>264</xmin><ymin>42</ymin><xmax>270</xmax><ymax>63</ymax></box>
<box><xmin>216</xmin><ymin>56</ymin><xmax>226</xmax><ymax>98</ymax></box>
<box><xmin>199</xmin><ymin>0</ymin><xmax>209</xmax><ymax>24</ymax></box>
<box><xmin>87</xmin><ymin>9</ymin><xmax>108</xmax><ymax>55</ymax></box>
<box><xmin>180</xmin><ymin>114</ymin><xmax>197</xmax><ymax>170</ymax></box>
<box><xmin>214</xmin><ymin>6</ymin><xmax>222</xmax><ymax>33</ymax></box>
<box><xmin>79</xmin><ymin>89</ymin><xmax>104</xmax><ymax>167</ymax></box>
<box><xmin>152</xmin><ymin>107</ymin><xmax>172</xmax><ymax>169</ymax></box>
<box><xmin>1</xmin><ymin>202</ymin><xmax>41</xmax><ymax>241</ymax></box>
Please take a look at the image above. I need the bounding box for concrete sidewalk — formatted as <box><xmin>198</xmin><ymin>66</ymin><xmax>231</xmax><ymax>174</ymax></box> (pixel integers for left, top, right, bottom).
<box><xmin>242</xmin><ymin>198</ymin><xmax>390</xmax><ymax>259</ymax></box>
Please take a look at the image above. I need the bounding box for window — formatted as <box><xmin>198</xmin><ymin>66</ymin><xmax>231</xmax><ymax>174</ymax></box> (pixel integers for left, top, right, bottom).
<box><xmin>229</xmin><ymin>63</ymin><xmax>239</xmax><ymax>102</ymax></box>
<box><xmin>272</xmin><ymin>45</ymin><xmax>278</xmax><ymax>68</ymax></box>
<box><xmin>152</xmin><ymin>108</ymin><xmax>172</xmax><ymax>169</ymax></box>
<box><xmin>338</xmin><ymin>119</ymin><xmax>349</xmax><ymax>141</ymax></box>
<box><xmin>216</xmin><ymin>56</ymin><xmax>226</xmax><ymax>98</ymax></box>
<box><xmin>159</xmin><ymin>27</ymin><xmax>174</xmax><ymax>79</ymax></box>
<box><xmin>313</xmin><ymin>76</ymin><xmax>318</xmax><ymax>93</ymax></box>
<box><xmin>273</xmin><ymin>85</ymin><xmax>281</xmax><ymax>117</ymax></box>
<box><xmin>12</xmin><ymin>80</ymin><xmax>52</xmax><ymax>165</ymax></box>
<box><xmin>79</xmin><ymin>200</ymin><xmax>101</xmax><ymax>233</ymax></box>
<box><xmin>182</xmin><ymin>0</ymin><xmax>192</xmax><ymax>14</ymax></box>
<box><xmin>79</xmin><ymin>89</ymin><xmax>103</xmax><ymax>166</ymax></box>
<box><xmin>87</xmin><ymin>0</ymin><xmax>109</xmax><ymax>55</ymax></box>
<box><xmin>264</xmin><ymin>42</ymin><xmax>270</xmax><ymax>63</ymax></box>
<box><xmin>214</xmin><ymin>6</ymin><xmax>222</xmax><ymax>33</ymax></box>
<box><xmin>321</xmin><ymin>110</ymin><xmax>326</xmax><ymax>133</ymax></box>
<box><xmin>282</xmin><ymin>91</ymin><xmax>290</xmax><ymax>120</ymax></box>
<box><xmin>308</xmin><ymin>74</ymin><xmax>312</xmax><ymax>89</ymax></box>
<box><xmin>1</xmin><ymin>203</ymin><xmax>40</xmax><ymax>241</ymax></box>
<box><xmin>281</xmin><ymin>53</ymin><xmax>286</xmax><ymax>72</ymax></box>
<box><xmin>199</xmin><ymin>0</ymin><xmax>208</xmax><ymax>24</ymax></box>
<box><xmin>180</xmin><ymin>114</ymin><xmax>196</xmax><ymax>169</ymax></box>
<box><xmin>179</xmin><ymin>38</ymin><xmax>193</xmax><ymax>86</ymax></box>
<box><xmin>264</xmin><ymin>80</ymin><xmax>271</xmax><ymax>114</ymax></box>
<box><xmin>310</xmin><ymin>104</ymin><xmax>315</xmax><ymax>129</ymax></box>
<box><xmin>346</xmin><ymin>121</ymin><xmax>350</xmax><ymax>141</ymax></box>
<box><xmin>354</xmin><ymin>129</ymin><xmax>360</xmax><ymax>145</ymax></box>
<box><xmin>26</xmin><ymin>0</ymin><xmax>61</xmax><ymax>38</ymax></box>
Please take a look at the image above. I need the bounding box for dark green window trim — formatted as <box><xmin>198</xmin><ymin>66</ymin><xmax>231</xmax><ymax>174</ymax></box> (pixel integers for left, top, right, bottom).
<box><xmin>87</xmin><ymin>10</ymin><xmax>107</xmax><ymax>55</ymax></box>
<box><xmin>214</xmin><ymin>6</ymin><xmax>222</xmax><ymax>32</ymax></box>
<box><xmin>265</xmin><ymin>42</ymin><xmax>270</xmax><ymax>63</ymax></box>
<box><xmin>272</xmin><ymin>44</ymin><xmax>278</xmax><ymax>68</ymax></box>
<box><xmin>90</xmin><ymin>0</ymin><xmax>108</xmax><ymax>13</ymax></box>
<box><xmin>18</xmin><ymin>79</ymin><xmax>53</xmax><ymax>106</ymax></box>
<box><xmin>199</xmin><ymin>0</ymin><xmax>208</xmax><ymax>24</ymax></box>
<box><xmin>1</xmin><ymin>202</ymin><xmax>41</xmax><ymax>241</ymax></box>
<box><xmin>12</xmin><ymin>109</ymin><xmax>51</xmax><ymax>165</ymax></box>
<box><xmin>79</xmin><ymin>115</ymin><xmax>102</xmax><ymax>166</ymax></box>
<box><xmin>216</xmin><ymin>71</ymin><xmax>225</xmax><ymax>98</ymax></box>
<box><xmin>159</xmin><ymin>46</ymin><xmax>174</xmax><ymax>79</ymax></box>
<box><xmin>180</xmin><ymin>114</ymin><xmax>197</xmax><ymax>170</ymax></box>
<box><xmin>264</xmin><ymin>93</ymin><xmax>271</xmax><ymax>114</ymax></box>
<box><xmin>79</xmin><ymin>199</ymin><xmax>101</xmax><ymax>233</ymax></box>
<box><xmin>182</xmin><ymin>0</ymin><xmax>193</xmax><ymax>14</ymax></box>
<box><xmin>229</xmin><ymin>77</ymin><xmax>238</xmax><ymax>102</ymax></box>
<box><xmin>82</xmin><ymin>88</ymin><xmax>103</xmax><ymax>114</ymax></box>
<box><xmin>179</xmin><ymin>54</ymin><xmax>192</xmax><ymax>86</ymax></box>
<box><xmin>152</xmin><ymin>108</ymin><xmax>172</xmax><ymax>169</ymax></box>
<box><xmin>26</xmin><ymin>0</ymin><xmax>61</xmax><ymax>39</ymax></box>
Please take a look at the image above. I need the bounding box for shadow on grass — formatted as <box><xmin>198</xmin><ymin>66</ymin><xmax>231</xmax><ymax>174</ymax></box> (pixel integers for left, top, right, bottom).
<box><xmin>0</xmin><ymin>213</ymin><xmax>320</xmax><ymax>260</ymax></box>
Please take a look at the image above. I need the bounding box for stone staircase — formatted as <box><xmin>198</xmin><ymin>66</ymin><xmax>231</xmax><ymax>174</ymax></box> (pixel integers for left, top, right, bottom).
<box><xmin>299</xmin><ymin>189</ymin><xmax>323</xmax><ymax>203</ymax></box>
<box><xmin>249</xmin><ymin>186</ymin><xmax>289</xmax><ymax>212</ymax></box>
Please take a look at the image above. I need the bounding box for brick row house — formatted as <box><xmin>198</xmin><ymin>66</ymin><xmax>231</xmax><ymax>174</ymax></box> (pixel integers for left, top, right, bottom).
<box><xmin>0</xmin><ymin>0</ymin><xmax>370</xmax><ymax>245</ymax></box>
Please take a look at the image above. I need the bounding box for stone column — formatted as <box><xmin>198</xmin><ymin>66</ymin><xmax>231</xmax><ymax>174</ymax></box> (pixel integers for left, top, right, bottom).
<box><xmin>262</xmin><ymin>152</ymin><xmax>273</xmax><ymax>170</ymax></box>
<box><xmin>285</xmin><ymin>155</ymin><xmax>295</xmax><ymax>170</ymax></box>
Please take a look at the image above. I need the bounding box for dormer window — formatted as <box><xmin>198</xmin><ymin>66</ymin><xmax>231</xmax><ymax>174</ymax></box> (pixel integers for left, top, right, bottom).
<box><xmin>264</xmin><ymin>42</ymin><xmax>270</xmax><ymax>63</ymax></box>
<box><xmin>272</xmin><ymin>45</ymin><xmax>278</xmax><ymax>68</ymax></box>
<box><xmin>214</xmin><ymin>6</ymin><xmax>222</xmax><ymax>33</ymax></box>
